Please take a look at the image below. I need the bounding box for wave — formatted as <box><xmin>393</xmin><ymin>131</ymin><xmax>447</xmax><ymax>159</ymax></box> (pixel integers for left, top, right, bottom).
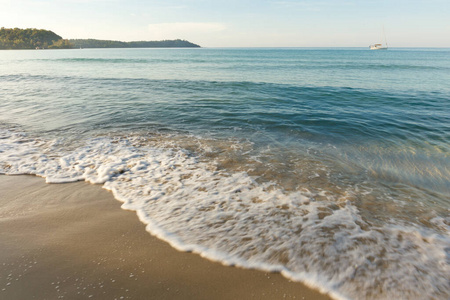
<box><xmin>1</xmin><ymin>128</ymin><xmax>448</xmax><ymax>299</ymax></box>
<box><xmin>2</xmin><ymin>74</ymin><xmax>448</xmax><ymax>148</ymax></box>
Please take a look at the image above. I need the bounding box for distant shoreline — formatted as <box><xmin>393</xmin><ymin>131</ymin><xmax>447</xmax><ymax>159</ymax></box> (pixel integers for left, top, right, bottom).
<box><xmin>0</xmin><ymin>28</ymin><xmax>200</xmax><ymax>50</ymax></box>
<box><xmin>70</xmin><ymin>38</ymin><xmax>201</xmax><ymax>49</ymax></box>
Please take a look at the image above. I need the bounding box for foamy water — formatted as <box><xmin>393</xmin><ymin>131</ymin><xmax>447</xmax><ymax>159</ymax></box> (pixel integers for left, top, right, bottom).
<box><xmin>1</xmin><ymin>128</ymin><xmax>448</xmax><ymax>299</ymax></box>
<box><xmin>1</xmin><ymin>48</ymin><xmax>449</xmax><ymax>299</ymax></box>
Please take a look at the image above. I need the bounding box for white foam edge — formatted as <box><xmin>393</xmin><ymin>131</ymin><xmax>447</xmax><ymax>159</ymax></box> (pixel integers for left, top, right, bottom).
<box><xmin>105</xmin><ymin>184</ymin><xmax>350</xmax><ymax>300</ymax></box>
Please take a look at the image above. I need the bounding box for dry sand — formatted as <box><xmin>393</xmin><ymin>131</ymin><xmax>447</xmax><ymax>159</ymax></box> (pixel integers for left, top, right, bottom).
<box><xmin>0</xmin><ymin>175</ymin><xmax>330</xmax><ymax>300</ymax></box>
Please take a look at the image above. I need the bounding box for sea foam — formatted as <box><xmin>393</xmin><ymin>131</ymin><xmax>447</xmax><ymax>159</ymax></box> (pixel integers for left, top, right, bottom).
<box><xmin>0</xmin><ymin>128</ymin><xmax>448</xmax><ymax>300</ymax></box>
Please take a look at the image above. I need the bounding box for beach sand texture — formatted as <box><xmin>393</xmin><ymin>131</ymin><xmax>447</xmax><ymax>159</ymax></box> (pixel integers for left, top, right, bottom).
<box><xmin>0</xmin><ymin>175</ymin><xmax>330</xmax><ymax>300</ymax></box>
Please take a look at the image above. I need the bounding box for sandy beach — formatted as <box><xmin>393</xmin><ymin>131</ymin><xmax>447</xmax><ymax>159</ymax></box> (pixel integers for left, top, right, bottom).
<box><xmin>0</xmin><ymin>175</ymin><xmax>330</xmax><ymax>300</ymax></box>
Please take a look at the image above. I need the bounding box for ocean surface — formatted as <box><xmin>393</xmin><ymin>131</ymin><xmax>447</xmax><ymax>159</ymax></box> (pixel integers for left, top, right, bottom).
<box><xmin>0</xmin><ymin>47</ymin><xmax>449</xmax><ymax>299</ymax></box>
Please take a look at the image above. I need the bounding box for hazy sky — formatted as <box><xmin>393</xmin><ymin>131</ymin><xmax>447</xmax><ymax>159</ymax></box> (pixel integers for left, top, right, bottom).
<box><xmin>1</xmin><ymin>0</ymin><xmax>449</xmax><ymax>47</ymax></box>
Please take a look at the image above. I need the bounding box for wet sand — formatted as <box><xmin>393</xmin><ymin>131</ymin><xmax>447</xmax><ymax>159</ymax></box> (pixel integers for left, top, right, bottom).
<box><xmin>0</xmin><ymin>175</ymin><xmax>331</xmax><ymax>300</ymax></box>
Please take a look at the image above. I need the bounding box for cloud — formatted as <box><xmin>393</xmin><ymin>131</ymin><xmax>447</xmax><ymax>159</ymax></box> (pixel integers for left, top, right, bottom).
<box><xmin>147</xmin><ymin>22</ymin><xmax>226</xmax><ymax>40</ymax></box>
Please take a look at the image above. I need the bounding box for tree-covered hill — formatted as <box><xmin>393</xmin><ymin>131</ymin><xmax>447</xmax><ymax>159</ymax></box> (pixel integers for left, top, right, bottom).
<box><xmin>70</xmin><ymin>39</ymin><xmax>201</xmax><ymax>48</ymax></box>
<box><xmin>0</xmin><ymin>28</ymin><xmax>73</xmax><ymax>49</ymax></box>
<box><xmin>0</xmin><ymin>28</ymin><xmax>201</xmax><ymax>50</ymax></box>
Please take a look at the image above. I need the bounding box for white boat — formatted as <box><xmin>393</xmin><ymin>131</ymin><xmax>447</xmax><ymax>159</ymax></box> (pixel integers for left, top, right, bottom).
<box><xmin>369</xmin><ymin>43</ymin><xmax>388</xmax><ymax>50</ymax></box>
<box><xmin>370</xmin><ymin>27</ymin><xmax>388</xmax><ymax>50</ymax></box>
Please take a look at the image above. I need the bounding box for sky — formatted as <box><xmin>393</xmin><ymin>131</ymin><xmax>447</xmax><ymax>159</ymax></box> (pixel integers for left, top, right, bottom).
<box><xmin>1</xmin><ymin>0</ymin><xmax>449</xmax><ymax>47</ymax></box>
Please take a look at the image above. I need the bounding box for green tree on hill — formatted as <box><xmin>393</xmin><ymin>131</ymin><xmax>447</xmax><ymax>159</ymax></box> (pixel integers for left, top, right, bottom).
<box><xmin>0</xmin><ymin>28</ymin><xmax>74</xmax><ymax>49</ymax></box>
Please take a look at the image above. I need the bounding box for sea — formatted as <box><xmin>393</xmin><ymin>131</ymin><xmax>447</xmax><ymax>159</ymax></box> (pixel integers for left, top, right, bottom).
<box><xmin>0</xmin><ymin>47</ymin><xmax>449</xmax><ymax>299</ymax></box>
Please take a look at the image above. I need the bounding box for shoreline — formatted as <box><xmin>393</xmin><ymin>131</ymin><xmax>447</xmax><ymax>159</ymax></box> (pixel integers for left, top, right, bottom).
<box><xmin>0</xmin><ymin>175</ymin><xmax>331</xmax><ymax>299</ymax></box>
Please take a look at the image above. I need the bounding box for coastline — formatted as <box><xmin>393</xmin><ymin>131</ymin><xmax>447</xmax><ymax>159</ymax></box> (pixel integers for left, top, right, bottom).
<box><xmin>0</xmin><ymin>175</ymin><xmax>331</xmax><ymax>300</ymax></box>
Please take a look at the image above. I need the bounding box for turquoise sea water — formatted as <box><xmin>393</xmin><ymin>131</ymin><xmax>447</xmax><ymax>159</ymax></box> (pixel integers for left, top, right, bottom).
<box><xmin>1</xmin><ymin>48</ymin><xmax>449</xmax><ymax>299</ymax></box>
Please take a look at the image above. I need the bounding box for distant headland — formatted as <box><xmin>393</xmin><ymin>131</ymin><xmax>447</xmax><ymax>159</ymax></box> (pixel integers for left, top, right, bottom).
<box><xmin>0</xmin><ymin>28</ymin><xmax>201</xmax><ymax>50</ymax></box>
<box><xmin>70</xmin><ymin>39</ymin><xmax>200</xmax><ymax>49</ymax></box>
